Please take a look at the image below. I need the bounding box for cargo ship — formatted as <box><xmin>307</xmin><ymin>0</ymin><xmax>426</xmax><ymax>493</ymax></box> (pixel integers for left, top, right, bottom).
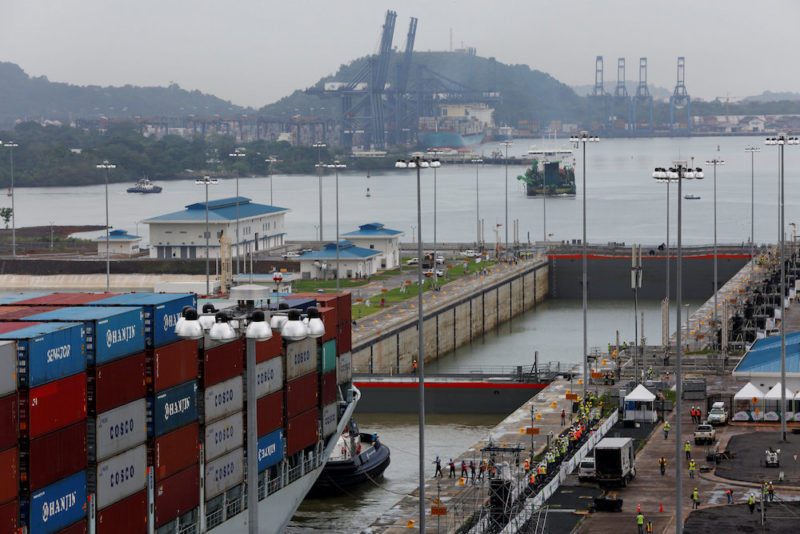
<box><xmin>0</xmin><ymin>289</ymin><xmax>356</xmax><ymax>534</ymax></box>
<box><xmin>417</xmin><ymin>103</ymin><xmax>493</xmax><ymax>150</ymax></box>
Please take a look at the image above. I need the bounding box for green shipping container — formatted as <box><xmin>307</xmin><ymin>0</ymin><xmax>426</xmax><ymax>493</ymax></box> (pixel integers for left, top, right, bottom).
<box><xmin>320</xmin><ymin>340</ymin><xmax>337</xmax><ymax>373</ymax></box>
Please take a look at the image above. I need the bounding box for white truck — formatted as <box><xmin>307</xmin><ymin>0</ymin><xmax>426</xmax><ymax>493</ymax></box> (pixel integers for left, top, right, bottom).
<box><xmin>594</xmin><ymin>437</ymin><xmax>636</xmax><ymax>487</ymax></box>
<box><xmin>694</xmin><ymin>423</ymin><xmax>716</xmax><ymax>445</ymax></box>
<box><xmin>706</xmin><ymin>402</ymin><xmax>728</xmax><ymax>425</ymax></box>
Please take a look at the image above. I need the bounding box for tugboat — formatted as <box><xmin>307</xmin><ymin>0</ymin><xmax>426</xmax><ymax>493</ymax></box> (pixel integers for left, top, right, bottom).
<box><xmin>310</xmin><ymin>420</ymin><xmax>391</xmax><ymax>496</ymax></box>
<box><xmin>684</xmin><ymin>194</ymin><xmax>701</xmax><ymax>200</ymax></box>
<box><xmin>126</xmin><ymin>177</ymin><xmax>163</xmax><ymax>193</ymax></box>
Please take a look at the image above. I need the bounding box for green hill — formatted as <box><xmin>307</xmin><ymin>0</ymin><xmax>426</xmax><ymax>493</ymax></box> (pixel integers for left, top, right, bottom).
<box><xmin>260</xmin><ymin>51</ymin><xmax>585</xmax><ymax>126</ymax></box>
<box><xmin>0</xmin><ymin>62</ymin><xmax>248</xmax><ymax>128</ymax></box>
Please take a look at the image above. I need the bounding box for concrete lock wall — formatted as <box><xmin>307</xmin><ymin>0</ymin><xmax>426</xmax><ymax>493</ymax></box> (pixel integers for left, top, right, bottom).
<box><xmin>352</xmin><ymin>262</ymin><xmax>549</xmax><ymax>373</ymax></box>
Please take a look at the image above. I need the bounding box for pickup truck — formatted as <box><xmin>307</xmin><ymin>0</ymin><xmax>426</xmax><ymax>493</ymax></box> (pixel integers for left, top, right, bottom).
<box><xmin>694</xmin><ymin>423</ymin><xmax>716</xmax><ymax>445</ymax></box>
<box><xmin>706</xmin><ymin>402</ymin><xmax>728</xmax><ymax>425</ymax></box>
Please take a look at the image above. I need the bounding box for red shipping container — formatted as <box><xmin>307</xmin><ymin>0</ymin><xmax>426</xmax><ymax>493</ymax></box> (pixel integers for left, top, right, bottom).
<box><xmin>0</xmin><ymin>321</ymin><xmax>40</xmax><ymax>334</ymax></box>
<box><xmin>257</xmin><ymin>391</ymin><xmax>283</xmax><ymax>436</ymax></box>
<box><xmin>318</xmin><ymin>306</ymin><xmax>337</xmax><ymax>343</ymax></box>
<box><xmin>28</xmin><ymin>421</ymin><xmax>87</xmax><ymax>491</ymax></box>
<box><xmin>149</xmin><ymin>340</ymin><xmax>198</xmax><ymax>393</ymax></box>
<box><xmin>202</xmin><ymin>339</ymin><xmax>243</xmax><ymax>387</ymax></box>
<box><xmin>0</xmin><ymin>306</ymin><xmax>59</xmax><ymax>320</ymax></box>
<box><xmin>337</xmin><ymin>292</ymin><xmax>352</xmax><ymax>326</ymax></box>
<box><xmin>59</xmin><ymin>519</ymin><xmax>88</xmax><ymax>534</ymax></box>
<box><xmin>0</xmin><ymin>394</ymin><xmax>17</xmax><ymax>451</ymax></box>
<box><xmin>286</xmin><ymin>373</ymin><xmax>318</xmax><ymax>419</ymax></box>
<box><xmin>155</xmin><ymin>464</ymin><xmax>199</xmax><ymax>528</ymax></box>
<box><xmin>14</xmin><ymin>292</ymin><xmax>118</xmax><ymax>306</ymax></box>
<box><xmin>337</xmin><ymin>324</ymin><xmax>352</xmax><ymax>355</ymax></box>
<box><xmin>24</xmin><ymin>372</ymin><xmax>86</xmax><ymax>439</ymax></box>
<box><xmin>0</xmin><ymin>447</ymin><xmax>17</xmax><ymax>505</ymax></box>
<box><xmin>320</xmin><ymin>371</ymin><xmax>337</xmax><ymax>406</ymax></box>
<box><xmin>93</xmin><ymin>352</ymin><xmax>146</xmax><ymax>414</ymax></box>
<box><xmin>255</xmin><ymin>332</ymin><xmax>282</xmax><ymax>364</ymax></box>
<box><xmin>97</xmin><ymin>488</ymin><xmax>147</xmax><ymax>534</ymax></box>
<box><xmin>0</xmin><ymin>499</ymin><xmax>17</xmax><ymax>532</ymax></box>
<box><xmin>153</xmin><ymin>423</ymin><xmax>199</xmax><ymax>481</ymax></box>
<box><xmin>286</xmin><ymin>408</ymin><xmax>319</xmax><ymax>456</ymax></box>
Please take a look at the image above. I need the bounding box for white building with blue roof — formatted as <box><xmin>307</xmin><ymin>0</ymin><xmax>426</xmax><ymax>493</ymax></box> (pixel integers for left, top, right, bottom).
<box><xmin>95</xmin><ymin>229</ymin><xmax>142</xmax><ymax>256</ymax></box>
<box><xmin>143</xmin><ymin>196</ymin><xmax>288</xmax><ymax>259</ymax></box>
<box><xmin>298</xmin><ymin>241</ymin><xmax>381</xmax><ymax>280</ymax></box>
<box><xmin>341</xmin><ymin>222</ymin><xmax>403</xmax><ymax>269</ymax></box>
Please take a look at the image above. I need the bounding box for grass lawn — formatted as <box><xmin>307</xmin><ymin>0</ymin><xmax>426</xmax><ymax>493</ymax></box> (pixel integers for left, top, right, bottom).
<box><xmin>351</xmin><ymin>259</ymin><xmax>497</xmax><ymax>320</ymax></box>
<box><xmin>292</xmin><ymin>278</ymin><xmax>370</xmax><ymax>292</ymax></box>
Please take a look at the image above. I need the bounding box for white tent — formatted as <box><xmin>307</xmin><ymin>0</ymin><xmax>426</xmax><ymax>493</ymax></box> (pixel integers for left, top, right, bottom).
<box><xmin>733</xmin><ymin>382</ymin><xmax>764</xmax><ymax>422</ymax></box>
<box><xmin>764</xmin><ymin>382</ymin><xmax>794</xmax><ymax>422</ymax></box>
<box><xmin>623</xmin><ymin>385</ymin><xmax>658</xmax><ymax>423</ymax></box>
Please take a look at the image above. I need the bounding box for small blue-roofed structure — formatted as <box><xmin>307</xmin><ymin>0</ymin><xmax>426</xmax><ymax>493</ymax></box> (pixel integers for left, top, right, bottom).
<box><xmin>341</xmin><ymin>222</ymin><xmax>403</xmax><ymax>269</ymax></box>
<box><xmin>143</xmin><ymin>196</ymin><xmax>289</xmax><ymax>260</ymax></box>
<box><xmin>733</xmin><ymin>332</ymin><xmax>800</xmax><ymax>406</ymax></box>
<box><xmin>297</xmin><ymin>241</ymin><xmax>381</xmax><ymax>280</ymax></box>
<box><xmin>95</xmin><ymin>229</ymin><xmax>142</xmax><ymax>256</ymax></box>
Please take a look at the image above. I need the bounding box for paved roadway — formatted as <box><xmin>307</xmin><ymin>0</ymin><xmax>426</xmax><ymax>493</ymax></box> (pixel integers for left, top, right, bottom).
<box><xmin>366</xmin><ymin>378</ymin><xmax>578</xmax><ymax>533</ymax></box>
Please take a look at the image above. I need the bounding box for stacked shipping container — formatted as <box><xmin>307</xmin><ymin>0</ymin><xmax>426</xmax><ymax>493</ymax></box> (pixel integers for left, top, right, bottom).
<box><xmin>0</xmin><ymin>290</ymin><xmax>355</xmax><ymax>532</ymax></box>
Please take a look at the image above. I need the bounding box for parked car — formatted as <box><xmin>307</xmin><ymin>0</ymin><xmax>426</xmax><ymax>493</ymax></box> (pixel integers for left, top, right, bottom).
<box><xmin>423</xmin><ymin>269</ymin><xmax>444</xmax><ymax>277</ymax></box>
<box><xmin>706</xmin><ymin>402</ymin><xmax>728</xmax><ymax>425</ymax></box>
<box><xmin>281</xmin><ymin>251</ymin><xmax>301</xmax><ymax>259</ymax></box>
<box><xmin>460</xmin><ymin>249</ymin><xmax>480</xmax><ymax>258</ymax></box>
<box><xmin>406</xmin><ymin>257</ymin><xmax>419</xmax><ymax>265</ymax></box>
<box><xmin>578</xmin><ymin>456</ymin><xmax>595</xmax><ymax>482</ymax></box>
<box><xmin>694</xmin><ymin>423</ymin><xmax>716</xmax><ymax>445</ymax></box>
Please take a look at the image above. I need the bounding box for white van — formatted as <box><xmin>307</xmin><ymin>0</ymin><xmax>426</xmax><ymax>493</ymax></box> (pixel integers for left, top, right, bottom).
<box><xmin>707</xmin><ymin>402</ymin><xmax>728</xmax><ymax>425</ymax></box>
<box><xmin>578</xmin><ymin>456</ymin><xmax>595</xmax><ymax>481</ymax></box>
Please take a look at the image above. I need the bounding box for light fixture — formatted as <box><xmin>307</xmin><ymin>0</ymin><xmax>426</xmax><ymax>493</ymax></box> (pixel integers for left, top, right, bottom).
<box><xmin>174</xmin><ymin>305</ymin><xmax>193</xmax><ymax>335</ymax></box>
<box><xmin>199</xmin><ymin>303</ymin><xmax>218</xmax><ymax>330</ymax></box>
<box><xmin>281</xmin><ymin>309</ymin><xmax>308</xmax><ymax>341</ymax></box>
<box><xmin>175</xmin><ymin>307</ymin><xmax>203</xmax><ymax>340</ymax></box>
<box><xmin>209</xmin><ymin>312</ymin><xmax>237</xmax><ymax>341</ymax></box>
<box><xmin>245</xmin><ymin>310</ymin><xmax>272</xmax><ymax>341</ymax></box>
<box><xmin>269</xmin><ymin>303</ymin><xmax>290</xmax><ymax>331</ymax></box>
<box><xmin>306</xmin><ymin>307</ymin><xmax>326</xmax><ymax>338</ymax></box>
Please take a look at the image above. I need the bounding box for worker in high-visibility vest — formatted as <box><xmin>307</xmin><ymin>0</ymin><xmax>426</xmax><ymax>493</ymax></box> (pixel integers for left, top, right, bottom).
<box><xmin>688</xmin><ymin>459</ymin><xmax>696</xmax><ymax>479</ymax></box>
<box><xmin>684</xmin><ymin>440</ymin><xmax>692</xmax><ymax>460</ymax></box>
<box><xmin>523</xmin><ymin>458</ymin><xmax>530</xmax><ymax>472</ymax></box>
<box><xmin>691</xmin><ymin>488</ymin><xmax>700</xmax><ymax>509</ymax></box>
<box><xmin>636</xmin><ymin>512</ymin><xmax>645</xmax><ymax>534</ymax></box>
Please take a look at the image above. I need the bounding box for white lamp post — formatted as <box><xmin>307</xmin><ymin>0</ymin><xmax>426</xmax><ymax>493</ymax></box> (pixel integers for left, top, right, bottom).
<box><xmin>569</xmin><ymin>132</ymin><xmax>599</xmax><ymax>399</ymax></box>
<box><xmin>395</xmin><ymin>155</ymin><xmax>441</xmax><ymax>532</ymax></box>
<box><xmin>472</xmin><ymin>158</ymin><xmax>483</xmax><ymax>247</ymax></box>
<box><xmin>500</xmin><ymin>141</ymin><xmax>512</xmax><ymax>255</ymax></box>
<box><xmin>313</xmin><ymin>142</ymin><xmax>327</xmax><ymax>241</ymax></box>
<box><xmin>705</xmin><ymin>158</ymin><xmax>724</xmax><ymax>330</ymax></box>
<box><xmin>765</xmin><ymin>134</ymin><xmax>799</xmax><ymax>441</ymax></box>
<box><xmin>745</xmin><ymin>146</ymin><xmax>760</xmax><ymax>281</ymax></box>
<box><xmin>652</xmin><ymin>163</ymin><xmax>703</xmax><ymax>534</ymax></box>
<box><xmin>320</xmin><ymin>161</ymin><xmax>346</xmax><ymax>291</ymax></box>
<box><xmin>195</xmin><ymin>176</ymin><xmax>219</xmax><ymax>295</ymax></box>
<box><xmin>3</xmin><ymin>141</ymin><xmax>18</xmax><ymax>257</ymax></box>
<box><xmin>96</xmin><ymin>160</ymin><xmax>116</xmax><ymax>291</ymax></box>
<box><xmin>229</xmin><ymin>148</ymin><xmax>247</xmax><ymax>274</ymax></box>
<box><xmin>264</xmin><ymin>156</ymin><xmax>279</xmax><ymax>205</ymax></box>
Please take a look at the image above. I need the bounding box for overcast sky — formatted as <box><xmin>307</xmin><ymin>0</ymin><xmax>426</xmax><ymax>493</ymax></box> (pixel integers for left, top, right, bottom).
<box><xmin>2</xmin><ymin>0</ymin><xmax>798</xmax><ymax>108</ymax></box>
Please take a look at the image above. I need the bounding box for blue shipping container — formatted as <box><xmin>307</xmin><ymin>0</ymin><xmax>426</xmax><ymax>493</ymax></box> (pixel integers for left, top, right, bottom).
<box><xmin>257</xmin><ymin>429</ymin><xmax>284</xmax><ymax>472</ymax></box>
<box><xmin>27</xmin><ymin>470</ymin><xmax>87</xmax><ymax>533</ymax></box>
<box><xmin>150</xmin><ymin>380</ymin><xmax>198</xmax><ymax>437</ymax></box>
<box><xmin>272</xmin><ymin>298</ymin><xmax>316</xmax><ymax>313</ymax></box>
<box><xmin>23</xmin><ymin>307</ymin><xmax>145</xmax><ymax>365</ymax></box>
<box><xmin>90</xmin><ymin>293</ymin><xmax>196</xmax><ymax>348</ymax></box>
<box><xmin>0</xmin><ymin>322</ymin><xmax>85</xmax><ymax>388</ymax></box>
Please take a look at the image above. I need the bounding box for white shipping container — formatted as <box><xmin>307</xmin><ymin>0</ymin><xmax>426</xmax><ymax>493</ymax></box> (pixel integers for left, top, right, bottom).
<box><xmin>285</xmin><ymin>338</ymin><xmax>316</xmax><ymax>380</ymax></box>
<box><xmin>204</xmin><ymin>447</ymin><xmax>244</xmax><ymax>500</ymax></box>
<box><xmin>204</xmin><ymin>376</ymin><xmax>243</xmax><ymax>423</ymax></box>
<box><xmin>321</xmin><ymin>403</ymin><xmax>338</xmax><ymax>438</ymax></box>
<box><xmin>337</xmin><ymin>352</ymin><xmax>352</xmax><ymax>385</ymax></box>
<box><xmin>95</xmin><ymin>398</ymin><xmax>147</xmax><ymax>462</ymax></box>
<box><xmin>255</xmin><ymin>357</ymin><xmax>283</xmax><ymax>398</ymax></box>
<box><xmin>0</xmin><ymin>341</ymin><xmax>16</xmax><ymax>397</ymax></box>
<box><xmin>96</xmin><ymin>444</ymin><xmax>147</xmax><ymax>509</ymax></box>
<box><xmin>204</xmin><ymin>411</ymin><xmax>244</xmax><ymax>462</ymax></box>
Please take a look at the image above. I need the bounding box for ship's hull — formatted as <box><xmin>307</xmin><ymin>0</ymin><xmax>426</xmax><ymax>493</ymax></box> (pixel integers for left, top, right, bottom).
<box><xmin>210</xmin><ymin>387</ymin><xmax>360</xmax><ymax>534</ymax></box>
<box><xmin>309</xmin><ymin>436</ymin><xmax>391</xmax><ymax>496</ymax></box>
<box><xmin>418</xmin><ymin>131</ymin><xmax>485</xmax><ymax>149</ymax></box>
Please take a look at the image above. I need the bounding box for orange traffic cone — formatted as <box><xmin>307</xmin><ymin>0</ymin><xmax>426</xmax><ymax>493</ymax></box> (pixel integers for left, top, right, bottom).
<box><xmin>659</xmin><ymin>502</ymin><xmax>664</xmax><ymax>513</ymax></box>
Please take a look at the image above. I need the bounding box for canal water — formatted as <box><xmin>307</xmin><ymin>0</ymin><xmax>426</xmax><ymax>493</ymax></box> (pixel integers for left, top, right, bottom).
<box><xmin>7</xmin><ymin>136</ymin><xmax>800</xmax><ymax>248</ymax></box>
<box><xmin>289</xmin><ymin>298</ymin><xmax>703</xmax><ymax>531</ymax></box>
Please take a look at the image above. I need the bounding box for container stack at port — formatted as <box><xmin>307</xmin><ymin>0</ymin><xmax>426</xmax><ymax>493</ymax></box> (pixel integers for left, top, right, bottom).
<box><xmin>0</xmin><ymin>289</ymin><xmax>355</xmax><ymax>533</ymax></box>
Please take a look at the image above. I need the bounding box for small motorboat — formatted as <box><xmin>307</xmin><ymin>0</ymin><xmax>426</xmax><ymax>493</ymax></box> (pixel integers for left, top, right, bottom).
<box><xmin>310</xmin><ymin>421</ymin><xmax>390</xmax><ymax>497</ymax></box>
<box><xmin>126</xmin><ymin>177</ymin><xmax>163</xmax><ymax>194</ymax></box>
<box><xmin>684</xmin><ymin>194</ymin><xmax>701</xmax><ymax>200</ymax></box>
